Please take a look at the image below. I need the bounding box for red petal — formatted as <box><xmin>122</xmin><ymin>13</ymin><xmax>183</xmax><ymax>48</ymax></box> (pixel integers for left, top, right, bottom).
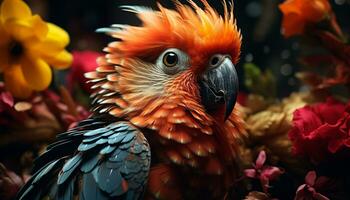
<box><xmin>292</xmin><ymin>106</ymin><xmax>323</xmax><ymax>137</ymax></box>
<box><xmin>313</xmin><ymin>98</ymin><xmax>346</xmax><ymax>125</ymax></box>
<box><xmin>328</xmin><ymin>138</ymin><xmax>345</xmax><ymax>153</ymax></box>
<box><xmin>344</xmin><ymin>138</ymin><xmax>350</xmax><ymax>147</ymax></box>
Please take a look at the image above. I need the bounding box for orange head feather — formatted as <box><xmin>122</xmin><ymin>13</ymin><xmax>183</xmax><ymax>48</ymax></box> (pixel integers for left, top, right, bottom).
<box><xmin>106</xmin><ymin>0</ymin><xmax>241</xmax><ymax>68</ymax></box>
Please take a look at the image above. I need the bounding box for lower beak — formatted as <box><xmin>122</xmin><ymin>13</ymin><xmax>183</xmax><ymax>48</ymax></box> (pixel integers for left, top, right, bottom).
<box><xmin>199</xmin><ymin>58</ymin><xmax>239</xmax><ymax>121</ymax></box>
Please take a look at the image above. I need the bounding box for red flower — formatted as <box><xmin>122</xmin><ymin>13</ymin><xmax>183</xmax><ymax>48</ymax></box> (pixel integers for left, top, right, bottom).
<box><xmin>244</xmin><ymin>151</ymin><xmax>284</xmax><ymax>193</ymax></box>
<box><xmin>67</xmin><ymin>51</ymin><xmax>102</xmax><ymax>93</ymax></box>
<box><xmin>294</xmin><ymin>171</ymin><xmax>329</xmax><ymax>200</ymax></box>
<box><xmin>289</xmin><ymin>98</ymin><xmax>350</xmax><ymax>163</ymax></box>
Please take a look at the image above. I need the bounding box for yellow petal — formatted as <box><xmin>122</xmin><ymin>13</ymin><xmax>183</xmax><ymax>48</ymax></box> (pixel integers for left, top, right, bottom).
<box><xmin>4</xmin><ymin>64</ymin><xmax>33</xmax><ymax>99</ymax></box>
<box><xmin>0</xmin><ymin>24</ymin><xmax>10</xmax><ymax>71</ymax></box>
<box><xmin>28</xmin><ymin>23</ymin><xmax>70</xmax><ymax>57</ymax></box>
<box><xmin>20</xmin><ymin>55</ymin><xmax>52</xmax><ymax>91</ymax></box>
<box><xmin>4</xmin><ymin>15</ymin><xmax>48</xmax><ymax>41</ymax></box>
<box><xmin>45</xmin><ymin>50</ymin><xmax>73</xmax><ymax>69</ymax></box>
<box><xmin>0</xmin><ymin>23</ymin><xmax>10</xmax><ymax>45</ymax></box>
<box><xmin>0</xmin><ymin>0</ymin><xmax>32</xmax><ymax>22</ymax></box>
<box><xmin>46</xmin><ymin>23</ymin><xmax>70</xmax><ymax>48</ymax></box>
<box><xmin>0</xmin><ymin>46</ymin><xmax>10</xmax><ymax>71</ymax></box>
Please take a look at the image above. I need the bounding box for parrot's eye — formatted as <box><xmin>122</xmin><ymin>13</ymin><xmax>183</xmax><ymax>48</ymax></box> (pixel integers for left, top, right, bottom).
<box><xmin>157</xmin><ymin>48</ymin><xmax>190</xmax><ymax>75</ymax></box>
<box><xmin>163</xmin><ymin>52</ymin><xmax>178</xmax><ymax>67</ymax></box>
<box><xmin>209</xmin><ymin>54</ymin><xmax>225</xmax><ymax>68</ymax></box>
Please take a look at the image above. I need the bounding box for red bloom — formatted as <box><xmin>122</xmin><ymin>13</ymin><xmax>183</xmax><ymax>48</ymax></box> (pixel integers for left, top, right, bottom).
<box><xmin>67</xmin><ymin>51</ymin><xmax>102</xmax><ymax>93</ymax></box>
<box><xmin>289</xmin><ymin>98</ymin><xmax>350</xmax><ymax>163</ymax></box>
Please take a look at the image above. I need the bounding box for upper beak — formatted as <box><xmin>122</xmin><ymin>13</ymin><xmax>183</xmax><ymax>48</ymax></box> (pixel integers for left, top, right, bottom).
<box><xmin>199</xmin><ymin>57</ymin><xmax>239</xmax><ymax>121</ymax></box>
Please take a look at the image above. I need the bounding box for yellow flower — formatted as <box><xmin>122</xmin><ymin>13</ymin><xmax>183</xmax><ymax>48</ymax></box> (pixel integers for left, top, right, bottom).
<box><xmin>0</xmin><ymin>0</ymin><xmax>72</xmax><ymax>98</ymax></box>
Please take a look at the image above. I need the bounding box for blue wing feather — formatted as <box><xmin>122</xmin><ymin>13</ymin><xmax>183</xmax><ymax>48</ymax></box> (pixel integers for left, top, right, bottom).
<box><xmin>57</xmin><ymin>154</ymin><xmax>82</xmax><ymax>185</ymax></box>
<box><xmin>17</xmin><ymin>119</ymin><xmax>151</xmax><ymax>200</ymax></box>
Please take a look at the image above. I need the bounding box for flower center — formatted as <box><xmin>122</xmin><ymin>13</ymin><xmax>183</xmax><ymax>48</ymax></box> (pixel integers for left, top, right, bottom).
<box><xmin>9</xmin><ymin>41</ymin><xmax>24</xmax><ymax>58</ymax></box>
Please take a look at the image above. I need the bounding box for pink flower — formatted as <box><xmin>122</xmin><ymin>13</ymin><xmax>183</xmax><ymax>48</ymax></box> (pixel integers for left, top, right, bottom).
<box><xmin>43</xmin><ymin>90</ymin><xmax>90</xmax><ymax>129</ymax></box>
<box><xmin>0</xmin><ymin>91</ymin><xmax>13</xmax><ymax>116</ymax></box>
<box><xmin>0</xmin><ymin>163</ymin><xmax>29</xmax><ymax>200</ymax></box>
<box><xmin>244</xmin><ymin>151</ymin><xmax>284</xmax><ymax>193</ymax></box>
<box><xmin>294</xmin><ymin>171</ymin><xmax>329</xmax><ymax>200</ymax></box>
<box><xmin>67</xmin><ymin>51</ymin><xmax>102</xmax><ymax>93</ymax></box>
<box><xmin>289</xmin><ymin>98</ymin><xmax>350</xmax><ymax>163</ymax></box>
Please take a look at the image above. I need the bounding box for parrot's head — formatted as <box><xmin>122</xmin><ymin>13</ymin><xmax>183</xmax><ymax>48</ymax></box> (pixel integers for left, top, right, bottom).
<box><xmin>93</xmin><ymin>0</ymin><xmax>241</xmax><ymax>124</ymax></box>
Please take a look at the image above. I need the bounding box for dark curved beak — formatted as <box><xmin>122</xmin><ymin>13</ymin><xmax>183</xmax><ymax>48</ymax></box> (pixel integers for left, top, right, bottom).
<box><xmin>199</xmin><ymin>58</ymin><xmax>239</xmax><ymax>121</ymax></box>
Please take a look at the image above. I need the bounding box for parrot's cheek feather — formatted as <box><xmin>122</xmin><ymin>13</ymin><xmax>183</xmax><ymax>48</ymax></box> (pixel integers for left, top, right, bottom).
<box><xmin>199</xmin><ymin>58</ymin><xmax>239</xmax><ymax>121</ymax></box>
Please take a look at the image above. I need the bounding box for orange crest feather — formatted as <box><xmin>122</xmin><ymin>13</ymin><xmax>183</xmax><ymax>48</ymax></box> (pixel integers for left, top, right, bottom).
<box><xmin>104</xmin><ymin>0</ymin><xmax>241</xmax><ymax>64</ymax></box>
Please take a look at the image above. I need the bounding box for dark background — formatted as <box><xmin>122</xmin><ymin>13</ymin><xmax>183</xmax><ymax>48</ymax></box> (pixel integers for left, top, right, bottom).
<box><xmin>28</xmin><ymin>0</ymin><xmax>350</xmax><ymax>98</ymax></box>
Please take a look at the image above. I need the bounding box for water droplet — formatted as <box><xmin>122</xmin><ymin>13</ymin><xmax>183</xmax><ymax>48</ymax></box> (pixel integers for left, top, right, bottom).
<box><xmin>292</xmin><ymin>43</ymin><xmax>299</xmax><ymax>50</ymax></box>
<box><xmin>288</xmin><ymin>77</ymin><xmax>296</xmax><ymax>86</ymax></box>
<box><xmin>246</xmin><ymin>2</ymin><xmax>262</xmax><ymax>18</ymax></box>
<box><xmin>245</xmin><ymin>53</ymin><xmax>254</xmax><ymax>62</ymax></box>
<box><xmin>281</xmin><ymin>64</ymin><xmax>292</xmax><ymax>76</ymax></box>
<box><xmin>335</xmin><ymin>0</ymin><xmax>346</xmax><ymax>5</ymax></box>
<box><xmin>281</xmin><ymin>50</ymin><xmax>291</xmax><ymax>59</ymax></box>
<box><xmin>300</xmin><ymin>85</ymin><xmax>310</xmax><ymax>92</ymax></box>
<box><xmin>263</xmin><ymin>46</ymin><xmax>270</xmax><ymax>54</ymax></box>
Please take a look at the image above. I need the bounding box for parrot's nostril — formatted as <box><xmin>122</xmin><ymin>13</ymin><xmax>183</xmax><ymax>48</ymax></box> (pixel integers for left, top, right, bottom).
<box><xmin>207</xmin><ymin>87</ymin><xmax>226</xmax><ymax>104</ymax></box>
<box><xmin>217</xmin><ymin>90</ymin><xmax>226</xmax><ymax>96</ymax></box>
<box><xmin>214</xmin><ymin>90</ymin><xmax>225</xmax><ymax>104</ymax></box>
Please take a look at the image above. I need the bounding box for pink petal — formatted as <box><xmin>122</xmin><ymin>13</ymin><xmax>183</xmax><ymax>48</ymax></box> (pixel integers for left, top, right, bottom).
<box><xmin>256</xmin><ymin>150</ymin><xmax>266</xmax><ymax>168</ymax></box>
<box><xmin>296</xmin><ymin>184</ymin><xmax>307</xmax><ymax>193</ymax></box>
<box><xmin>305</xmin><ymin>171</ymin><xmax>317</xmax><ymax>186</ymax></box>
<box><xmin>261</xmin><ymin>166</ymin><xmax>284</xmax><ymax>180</ymax></box>
<box><xmin>314</xmin><ymin>176</ymin><xmax>330</xmax><ymax>188</ymax></box>
<box><xmin>294</xmin><ymin>184</ymin><xmax>307</xmax><ymax>200</ymax></box>
<box><xmin>260</xmin><ymin>176</ymin><xmax>270</xmax><ymax>193</ymax></box>
<box><xmin>313</xmin><ymin>192</ymin><xmax>330</xmax><ymax>200</ymax></box>
<box><xmin>1</xmin><ymin>92</ymin><xmax>14</xmax><ymax>107</ymax></box>
<box><xmin>244</xmin><ymin>169</ymin><xmax>257</xmax><ymax>178</ymax></box>
<box><xmin>22</xmin><ymin>174</ymin><xmax>31</xmax><ymax>183</ymax></box>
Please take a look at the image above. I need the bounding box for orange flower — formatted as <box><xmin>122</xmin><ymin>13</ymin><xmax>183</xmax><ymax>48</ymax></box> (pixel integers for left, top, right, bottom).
<box><xmin>279</xmin><ymin>0</ymin><xmax>331</xmax><ymax>37</ymax></box>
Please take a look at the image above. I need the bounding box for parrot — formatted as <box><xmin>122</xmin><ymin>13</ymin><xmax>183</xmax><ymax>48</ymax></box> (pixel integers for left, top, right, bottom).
<box><xmin>17</xmin><ymin>0</ymin><xmax>245</xmax><ymax>199</ymax></box>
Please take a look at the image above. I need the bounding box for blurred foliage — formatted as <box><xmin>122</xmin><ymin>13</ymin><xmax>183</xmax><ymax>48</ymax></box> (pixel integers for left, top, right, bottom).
<box><xmin>244</xmin><ymin>63</ymin><xmax>276</xmax><ymax>99</ymax></box>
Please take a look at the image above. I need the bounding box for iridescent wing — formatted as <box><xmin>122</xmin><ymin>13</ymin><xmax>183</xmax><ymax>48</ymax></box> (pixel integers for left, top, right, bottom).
<box><xmin>17</xmin><ymin>119</ymin><xmax>151</xmax><ymax>200</ymax></box>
